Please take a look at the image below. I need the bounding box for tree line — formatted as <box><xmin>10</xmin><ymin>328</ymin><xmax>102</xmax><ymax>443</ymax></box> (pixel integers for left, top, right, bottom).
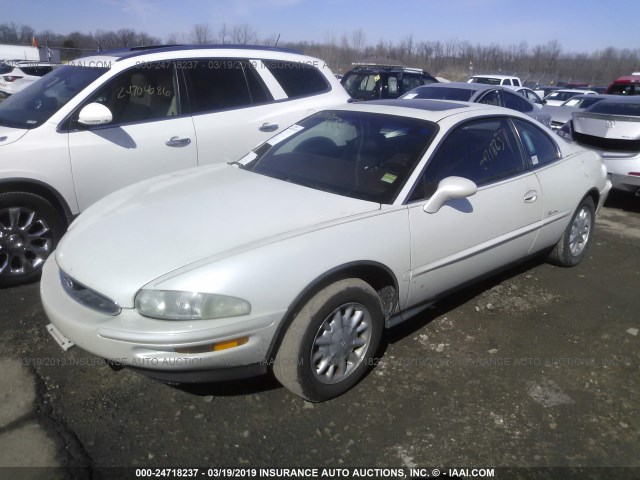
<box><xmin>1</xmin><ymin>21</ymin><xmax>638</xmax><ymax>86</ymax></box>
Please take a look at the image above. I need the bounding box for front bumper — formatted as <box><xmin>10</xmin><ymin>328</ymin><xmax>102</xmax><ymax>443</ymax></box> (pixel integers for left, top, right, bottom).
<box><xmin>40</xmin><ymin>256</ymin><xmax>285</xmax><ymax>381</ymax></box>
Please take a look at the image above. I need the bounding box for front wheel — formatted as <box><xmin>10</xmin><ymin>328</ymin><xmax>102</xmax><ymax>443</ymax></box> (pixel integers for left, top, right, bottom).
<box><xmin>548</xmin><ymin>196</ymin><xmax>595</xmax><ymax>267</ymax></box>
<box><xmin>0</xmin><ymin>192</ymin><xmax>66</xmax><ymax>287</ymax></box>
<box><xmin>273</xmin><ymin>278</ymin><xmax>384</xmax><ymax>402</ymax></box>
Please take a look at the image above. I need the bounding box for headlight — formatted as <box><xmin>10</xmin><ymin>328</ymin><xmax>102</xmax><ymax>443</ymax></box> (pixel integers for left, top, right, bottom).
<box><xmin>135</xmin><ymin>290</ymin><xmax>251</xmax><ymax>320</ymax></box>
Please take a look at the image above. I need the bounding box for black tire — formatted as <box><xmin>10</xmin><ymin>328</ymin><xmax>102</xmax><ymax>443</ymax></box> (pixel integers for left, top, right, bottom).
<box><xmin>548</xmin><ymin>196</ymin><xmax>595</xmax><ymax>267</ymax></box>
<box><xmin>0</xmin><ymin>192</ymin><xmax>66</xmax><ymax>287</ymax></box>
<box><xmin>273</xmin><ymin>278</ymin><xmax>384</xmax><ymax>402</ymax></box>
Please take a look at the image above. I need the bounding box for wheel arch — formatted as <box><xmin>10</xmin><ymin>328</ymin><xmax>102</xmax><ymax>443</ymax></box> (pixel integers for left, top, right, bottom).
<box><xmin>265</xmin><ymin>261</ymin><xmax>399</xmax><ymax>362</ymax></box>
<box><xmin>584</xmin><ymin>187</ymin><xmax>600</xmax><ymax>210</ymax></box>
<box><xmin>0</xmin><ymin>178</ymin><xmax>74</xmax><ymax>225</ymax></box>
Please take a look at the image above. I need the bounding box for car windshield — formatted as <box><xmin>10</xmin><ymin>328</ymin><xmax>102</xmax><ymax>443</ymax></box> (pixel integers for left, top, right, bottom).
<box><xmin>471</xmin><ymin>77</ymin><xmax>501</xmax><ymax>85</ymax></box>
<box><xmin>0</xmin><ymin>62</ymin><xmax>13</xmax><ymax>74</ymax></box>
<box><xmin>562</xmin><ymin>97</ymin><xmax>605</xmax><ymax>108</ymax></box>
<box><xmin>546</xmin><ymin>91</ymin><xmax>582</xmax><ymax>102</ymax></box>
<box><xmin>0</xmin><ymin>65</ymin><xmax>108</xmax><ymax>129</ymax></box>
<box><xmin>244</xmin><ymin>110</ymin><xmax>437</xmax><ymax>204</ymax></box>
<box><xmin>587</xmin><ymin>101</ymin><xmax>640</xmax><ymax>116</ymax></box>
<box><xmin>405</xmin><ymin>86</ymin><xmax>474</xmax><ymax>101</ymax></box>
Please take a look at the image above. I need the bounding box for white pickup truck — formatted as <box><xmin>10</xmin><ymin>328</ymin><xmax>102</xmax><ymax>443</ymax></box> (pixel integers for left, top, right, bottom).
<box><xmin>468</xmin><ymin>74</ymin><xmax>522</xmax><ymax>87</ymax></box>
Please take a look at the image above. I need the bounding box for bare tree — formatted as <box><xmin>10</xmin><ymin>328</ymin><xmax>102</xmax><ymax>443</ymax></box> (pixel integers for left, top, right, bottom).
<box><xmin>117</xmin><ymin>28</ymin><xmax>137</xmax><ymax>47</ymax></box>
<box><xmin>231</xmin><ymin>24</ymin><xmax>256</xmax><ymax>45</ymax></box>
<box><xmin>191</xmin><ymin>24</ymin><xmax>211</xmax><ymax>45</ymax></box>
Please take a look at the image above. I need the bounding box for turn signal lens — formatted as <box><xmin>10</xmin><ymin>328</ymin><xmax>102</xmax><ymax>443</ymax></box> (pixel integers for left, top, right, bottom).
<box><xmin>175</xmin><ymin>337</ymin><xmax>249</xmax><ymax>354</ymax></box>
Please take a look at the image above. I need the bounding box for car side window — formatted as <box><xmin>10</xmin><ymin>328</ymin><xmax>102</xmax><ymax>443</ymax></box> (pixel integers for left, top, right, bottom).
<box><xmin>387</xmin><ymin>76</ymin><xmax>399</xmax><ymax>97</ymax></box>
<box><xmin>409</xmin><ymin>118</ymin><xmax>525</xmax><ymax>201</ymax></box>
<box><xmin>263</xmin><ymin>60</ymin><xmax>329</xmax><ymax>98</ymax></box>
<box><xmin>512</xmin><ymin>118</ymin><xmax>560</xmax><ymax>168</ymax></box>
<box><xmin>185</xmin><ymin>59</ymin><xmax>270</xmax><ymax>113</ymax></box>
<box><xmin>502</xmin><ymin>91</ymin><xmax>533</xmax><ymax>112</ymax></box>
<box><xmin>478</xmin><ymin>90</ymin><xmax>501</xmax><ymax>106</ymax></box>
<box><xmin>82</xmin><ymin>62</ymin><xmax>180</xmax><ymax>125</ymax></box>
<box><xmin>402</xmin><ymin>74</ymin><xmax>423</xmax><ymax>93</ymax></box>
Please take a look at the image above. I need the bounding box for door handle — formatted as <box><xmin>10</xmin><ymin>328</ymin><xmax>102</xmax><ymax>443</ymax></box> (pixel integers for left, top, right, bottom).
<box><xmin>165</xmin><ymin>136</ymin><xmax>191</xmax><ymax>147</ymax></box>
<box><xmin>524</xmin><ymin>190</ymin><xmax>538</xmax><ymax>203</ymax></box>
<box><xmin>259</xmin><ymin>123</ymin><xmax>279</xmax><ymax>132</ymax></box>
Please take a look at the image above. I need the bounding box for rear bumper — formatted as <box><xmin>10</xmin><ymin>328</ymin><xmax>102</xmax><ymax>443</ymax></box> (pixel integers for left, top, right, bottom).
<box><xmin>602</xmin><ymin>153</ymin><xmax>640</xmax><ymax>192</ymax></box>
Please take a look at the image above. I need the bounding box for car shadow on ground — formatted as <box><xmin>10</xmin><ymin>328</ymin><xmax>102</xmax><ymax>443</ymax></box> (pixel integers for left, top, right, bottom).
<box><xmin>174</xmin><ymin>374</ymin><xmax>281</xmax><ymax>398</ymax></box>
<box><xmin>604</xmin><ymin>189</ymin><xmax>640</xmax><ymax>213</ymax></box>
<box><xmin>384</xmin><ymin>255</ymin><xmax>546</xmax><ymax>344</ymax></box>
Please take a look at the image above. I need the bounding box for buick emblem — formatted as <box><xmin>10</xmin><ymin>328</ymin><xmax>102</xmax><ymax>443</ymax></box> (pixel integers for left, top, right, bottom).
<box><xmin>64</xmin><ymin>275</ymin><xmax>74</xmax><ymax>289</ymax></box>
<box><xmin>605</xmin><ymin>120</ymin><xmax>616</xmax><ymax>128</ymax></box>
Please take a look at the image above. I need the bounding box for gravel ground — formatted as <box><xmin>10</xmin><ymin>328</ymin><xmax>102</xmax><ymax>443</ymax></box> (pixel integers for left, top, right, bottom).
<box><xmin>0</xmin><ymin>190</ymin><xmax>639</xmax><ymax>480</ymax></box>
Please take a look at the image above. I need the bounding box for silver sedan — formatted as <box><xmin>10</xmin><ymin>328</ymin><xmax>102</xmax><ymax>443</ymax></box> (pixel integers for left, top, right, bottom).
<box><xmin>402</xmin><ymin>82</ymin><xmax>552</xmax><ymax>127</ymax></box>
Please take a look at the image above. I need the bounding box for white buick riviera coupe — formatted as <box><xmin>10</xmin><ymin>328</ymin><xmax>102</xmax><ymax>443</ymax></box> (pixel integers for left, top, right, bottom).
<box><xmin>41</xmin><ymin>100</ymin><xmax>611</xmax><ymax>402</ymax></box>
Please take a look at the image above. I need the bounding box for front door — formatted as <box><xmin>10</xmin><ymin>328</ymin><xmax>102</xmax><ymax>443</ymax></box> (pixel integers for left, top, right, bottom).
<box><xmin>405</xmin><ymin>116</ymin><xmax>543</xmax><ymax>307</ymax></box>
<box><xmin>67</xmin><ymin>62</ymin><xmax>197</xmax><ymax>211</ymax></box>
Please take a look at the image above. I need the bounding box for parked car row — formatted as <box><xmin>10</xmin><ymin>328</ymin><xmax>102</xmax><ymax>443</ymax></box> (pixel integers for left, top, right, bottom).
<box><xmin>0</xmin><ymin>46</ymin><xmax>619</xmax><ymax>401</ymax></box>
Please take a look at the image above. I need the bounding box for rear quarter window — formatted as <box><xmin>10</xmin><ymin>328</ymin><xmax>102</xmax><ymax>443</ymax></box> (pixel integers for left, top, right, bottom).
<box><xmin>20</xmin><ymin>66</ymin><xmax>54</xmax><ymax>76</ymax></box>
<box><xmin>263</xmin><ymin>60</ymin><xmax>329</xmax><ymax>98</ymax></box>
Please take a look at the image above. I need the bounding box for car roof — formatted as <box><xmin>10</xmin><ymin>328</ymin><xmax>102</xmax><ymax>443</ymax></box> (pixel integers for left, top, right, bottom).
<box><xmin>553</xmin><ymin>89</ymin><xmax>596</xmax><ymax>93</ymax></box>
<box><xmin>331</xmin><ymin>98</ymin><xmax>520</xmax><ymax>123</ymax></box>
<box><xmin>346</xmin><ymin>65</ymin><xmax>427</xmax><ymax>73</ymax></box>
<box><xmin>566</xmin><ymin>94</ymin><xmax>610</xmax><ymax>100</ymax></box>
<box><xmin>472</xmin><ymin>74</ymin><xmax>518</xmax><ymax>79</ymax></box>
<box><xmin>413</xmin><ymin>82</ymin><xmax>508</xmax><ymax>93</ymax></box>
<box><xmin>74</xmin><ymin>44</ymin><xmax>303</xmax><ymax>63</ymax></box>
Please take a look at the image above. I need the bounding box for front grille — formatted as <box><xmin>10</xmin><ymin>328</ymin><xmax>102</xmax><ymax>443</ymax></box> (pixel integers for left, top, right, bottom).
<box><xmin>60</xmin><ymin>270</ymin><xmax>121</xmax><ymax>315</ymax></box>
<box><xmin>573</xmin><ymin>131</ymin><xmax>640</xmax><ymax>152</ymax></box>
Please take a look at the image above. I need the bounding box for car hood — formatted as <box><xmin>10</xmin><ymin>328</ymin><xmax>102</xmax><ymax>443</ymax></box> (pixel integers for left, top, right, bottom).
<box><xmin>0</xmin><ymin>125</ymin><xmax>28</xmax><ymax>146</ymax></box>
<box><xmin>56</xmin><ymin>164</ymin><xmax>381</xmax><ymax>307</ymax></box>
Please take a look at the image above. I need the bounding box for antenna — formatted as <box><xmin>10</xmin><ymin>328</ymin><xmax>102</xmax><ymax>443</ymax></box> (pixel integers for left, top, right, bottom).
<box><xmin>274</xmin><ymin>34</ymin><xmax>280</xmax><ymax>47</ymax></box>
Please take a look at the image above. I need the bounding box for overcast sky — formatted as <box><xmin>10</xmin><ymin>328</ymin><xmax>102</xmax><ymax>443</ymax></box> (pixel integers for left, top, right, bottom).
<box><xmin>2</xmin><ymin>0</ymin><xmax>638</xmax><ymax>54</ymax></box>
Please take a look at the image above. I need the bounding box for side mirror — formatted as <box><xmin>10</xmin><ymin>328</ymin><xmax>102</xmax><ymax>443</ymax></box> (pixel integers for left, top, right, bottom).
<box><xmin>423</xmin><ymin>176</ymin><xmax>477</xmax><ymax>214</ymax></box>
<box><xmin>77</xmin><ymin>103</ymin><xmax>113</xmax><ymax>126</ymax></box>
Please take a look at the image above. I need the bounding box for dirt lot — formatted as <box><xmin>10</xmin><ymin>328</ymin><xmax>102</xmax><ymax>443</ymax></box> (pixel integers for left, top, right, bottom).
<box><xmin>1</xmin><ymin>191</ymin><xmax>639</xmax><ymax>479</ymax></box>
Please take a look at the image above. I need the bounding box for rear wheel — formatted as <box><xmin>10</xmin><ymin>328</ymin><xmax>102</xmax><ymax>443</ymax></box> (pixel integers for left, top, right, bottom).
<box><xmin>548</xmin><ymin>196</ymin><xmax>595</xmax><ymax>267</ymax></box>
<box><xmin>0</xmin><ymin>192</ymin><xmax>66</xmax><ymax>287</ymax></box>
<box><xmin>273</xmin><ymin>278</ymin><xmax>384</xmax><ymax>402</ymax></box>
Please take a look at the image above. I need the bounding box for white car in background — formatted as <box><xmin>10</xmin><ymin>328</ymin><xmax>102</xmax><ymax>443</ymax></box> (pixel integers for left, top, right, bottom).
<box><xmin>543</xmin><ymin>89</ymin><xmax>597</xmax><ymax>106</ymax></box>
<box><xmin>543</xmin><ymin>94</ymin><xmax>608</xmax><ymax>130</ymax></box>
<box><xmin>41</xmin><ymin>100</ymin><xmax>611</xmax><ymax>402</ymax></box>
<box><xmin>0</xmin><ymin>45</ymin><xmax>349</xmax><ymax>286</ymax></box>
<box><xmin>0</xmin><ymin>61</ymin><xmax>58</xmax><ymax>96</ymax></box>
<box><xmin>560</xmin><ymin>96</ymin><xmax>640</xmax><ymax>194</ymax></box>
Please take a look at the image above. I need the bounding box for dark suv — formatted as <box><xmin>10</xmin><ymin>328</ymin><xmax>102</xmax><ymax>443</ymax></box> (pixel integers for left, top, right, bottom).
<box><xmin>341</xmin><ymin>64</ymin><xmax>437</xmax><ymax>101</ymax></box>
